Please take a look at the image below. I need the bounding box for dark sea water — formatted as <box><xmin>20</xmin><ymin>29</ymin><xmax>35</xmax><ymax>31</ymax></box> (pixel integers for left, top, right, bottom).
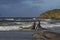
<box><xmin>0</xmin><ymin>29</ymin><xmax>45</xmax><ymax>40</ymax></box>
<box><xmin>0</xmin><ymin>28</ymin><xmax>60</xmax><ymax>40</ymax></box>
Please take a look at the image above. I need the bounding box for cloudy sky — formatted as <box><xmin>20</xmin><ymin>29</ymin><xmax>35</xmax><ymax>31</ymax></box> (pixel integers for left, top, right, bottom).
<box><xmin>0</xmin><ymin>0</ymin><xmax>60</xmax><ymax>17</ymax></box>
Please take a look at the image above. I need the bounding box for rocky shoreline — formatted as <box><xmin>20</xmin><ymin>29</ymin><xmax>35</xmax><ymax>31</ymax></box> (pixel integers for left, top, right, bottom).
<box><xmin>32</xmin><ymin>31</ymin><xmax>60</xmax><ymax>40</ymax></box>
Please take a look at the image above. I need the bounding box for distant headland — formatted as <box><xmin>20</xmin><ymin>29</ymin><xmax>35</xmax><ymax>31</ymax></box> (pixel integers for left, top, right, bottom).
<box><xmin>40</xmin><ymin>9</ymin><xmax>60</xmax><ymax>19</ymax></box>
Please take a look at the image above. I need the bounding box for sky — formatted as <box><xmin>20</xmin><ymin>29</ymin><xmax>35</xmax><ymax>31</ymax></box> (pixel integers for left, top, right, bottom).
<box><xmin>0</xmin><ymin>0</ymin><xmax>60</xmax><ymax>17</ymax></box>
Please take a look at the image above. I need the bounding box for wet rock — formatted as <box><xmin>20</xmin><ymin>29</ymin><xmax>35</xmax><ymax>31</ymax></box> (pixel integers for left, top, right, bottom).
<box><xmin>32</xmin><ymin>31</ymin><xmax>60</xmax><ymax>40</ymax></box>
<box><xmin>31</xmin><ymin>20</ymin><xmax>42</xmax><ymax>30</ymax></box>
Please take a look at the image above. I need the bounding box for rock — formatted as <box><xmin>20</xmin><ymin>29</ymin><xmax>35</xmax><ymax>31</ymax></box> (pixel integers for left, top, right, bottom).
<box><xmin>32</xmin><ymin>31</ymin><xmax>60</xmax><ymax>40</ymax></box>
<box><xmin>31</xmin><ymin>20</ymin><xmax>42</xmax><ymax>30</ymax></box>
<box><xmin>40</xmin><ymin>9</ymin><xmax>60</xmax><ymax>19</ymax></box>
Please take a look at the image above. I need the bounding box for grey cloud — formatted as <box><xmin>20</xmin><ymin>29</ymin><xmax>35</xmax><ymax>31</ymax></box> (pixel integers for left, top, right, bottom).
<box><xmin>0</xmin><ymin>0</ymin><xmax>60</xmax><ymax>17</ymax></box>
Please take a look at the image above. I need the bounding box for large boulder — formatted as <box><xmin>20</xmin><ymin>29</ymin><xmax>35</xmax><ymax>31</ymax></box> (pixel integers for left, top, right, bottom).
<box><xmin>40</xmin><ymin>9</ymin><xmax>60</xmax><ymax>19</ymax></box>
<box><xmin>32</xmin><ymin>31</ymin><xmax>60</xmax><ymax>40</ymax></box>
<box><xmin>31</xmin><ymin>20</ymin><xmax>42</xmax><ymax>30</ymax></box>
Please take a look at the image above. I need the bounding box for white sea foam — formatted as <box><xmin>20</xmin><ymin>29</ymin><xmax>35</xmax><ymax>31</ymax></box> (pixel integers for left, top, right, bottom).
<box><xmin>0</xmin><ymin>22</ymin><xmax>33</xmax><ymax>31</ymax></box>
<box><xmin>40</xmin><ymin>19</ymin><xmax>60</xmax><ymax>29</ymax></box>
<box><xmin>0</xmin><ymin>26</ymin><xmax>21</xmax><ymax>31</ymax></box>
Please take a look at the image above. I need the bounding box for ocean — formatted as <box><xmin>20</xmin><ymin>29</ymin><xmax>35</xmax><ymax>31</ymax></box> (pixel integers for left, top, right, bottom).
<box><xmin>0</xmin><ymin>29</ymin><xmax>46</xmax><ymax>40</ymax></box>
<box><xmin>0</xmin><ymin>19</ymin><xmax>60</xmax><ymax>40</ymax></box>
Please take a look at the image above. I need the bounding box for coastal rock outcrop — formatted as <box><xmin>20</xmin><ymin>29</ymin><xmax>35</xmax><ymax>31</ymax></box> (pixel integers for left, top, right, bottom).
<box><xmin>32</xmin><ymin>20</ymin><xmax>41</xmax><ymax>30</ymax></box>
<box><xmin>32</xmin><ymin>31</ymin><xmax>60</xmax><ymax>40</ymax></box>
<box><xmin>40</xmin><ymin>9</ymin><xmax>60</xmax><ymax>19</ymax></box>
